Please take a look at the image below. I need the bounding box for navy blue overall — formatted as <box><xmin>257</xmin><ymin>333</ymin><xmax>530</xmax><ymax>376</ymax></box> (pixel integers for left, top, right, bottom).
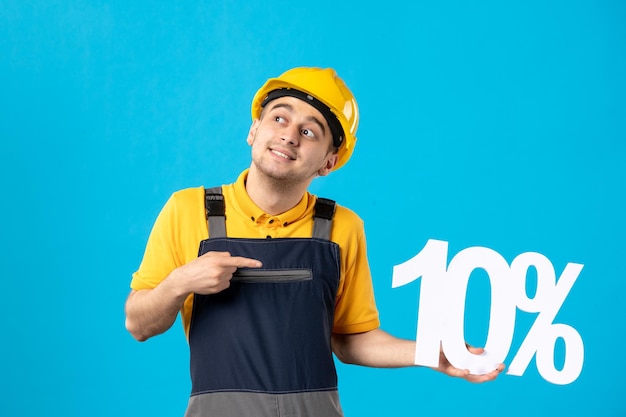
<box><xmin>184</xmin><ymin>188</ymin><xmax>344</xmax><ymax>417</ymax></box>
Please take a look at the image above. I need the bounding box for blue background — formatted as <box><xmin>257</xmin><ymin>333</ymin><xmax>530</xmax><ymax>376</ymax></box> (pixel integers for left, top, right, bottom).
<box><xmin>1</xmin><ymin>1</ymin><xmax>624</xmax><ymax>415</ymax></box>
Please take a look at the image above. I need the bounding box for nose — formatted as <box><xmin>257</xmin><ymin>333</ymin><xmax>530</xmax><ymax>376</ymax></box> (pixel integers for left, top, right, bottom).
<box><xmin>280</xmin><ymin>124</ymin><xmax>300</xmax><ymax>146</ymax></box>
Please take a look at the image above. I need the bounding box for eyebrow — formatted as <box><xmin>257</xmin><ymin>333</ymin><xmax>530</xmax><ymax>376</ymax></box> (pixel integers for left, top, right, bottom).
<box><xmin>268</xmin><ymin>102</ymin><xmax>327</xmax><ymax>137</ymax></box>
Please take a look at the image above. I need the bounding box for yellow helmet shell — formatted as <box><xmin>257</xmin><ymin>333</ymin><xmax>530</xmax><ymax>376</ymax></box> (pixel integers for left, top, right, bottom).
<box><xmin>251</xmin><ymin>67</ymin><xmax>359</xmax><ymax>170</ymax></box>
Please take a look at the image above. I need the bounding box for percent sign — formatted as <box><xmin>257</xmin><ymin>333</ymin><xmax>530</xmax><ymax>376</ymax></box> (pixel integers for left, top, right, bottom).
<box><xmin>391</xmin><ymin>239</ymin><xmax>585</xmax><ymax>385</ymax></box>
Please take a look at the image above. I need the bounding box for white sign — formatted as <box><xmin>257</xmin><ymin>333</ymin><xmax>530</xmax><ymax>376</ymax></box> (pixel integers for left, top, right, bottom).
<box><xmin>391</xmin><ymin>239</ymin><xmax>584</xmax><ymax>385</ymax></box>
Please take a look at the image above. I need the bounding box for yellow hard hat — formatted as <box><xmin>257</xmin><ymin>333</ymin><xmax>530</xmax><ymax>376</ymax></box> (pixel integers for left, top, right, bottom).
<box><xmin>251</xmin><ymin>67</ymin><xmax>359</xmax><ymax>170</ymax></box>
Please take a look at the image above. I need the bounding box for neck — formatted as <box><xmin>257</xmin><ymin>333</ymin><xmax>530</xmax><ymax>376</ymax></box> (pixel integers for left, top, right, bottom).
<box><xmin>245</xmin><ymin>166</ymin><xmax>312</xmax><ymax>215</ymax></box>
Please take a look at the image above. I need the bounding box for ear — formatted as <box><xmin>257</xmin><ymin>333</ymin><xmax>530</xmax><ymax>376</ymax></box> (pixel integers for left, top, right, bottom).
<box><xmin>318</xmin><ymin>153</ymin><xmax>338</xmax><ymax>177</ymax></box>
<box><xmin>247</xmin><ymin>119</ymin><xmax>260</xmax><ymax>146</ymax></box>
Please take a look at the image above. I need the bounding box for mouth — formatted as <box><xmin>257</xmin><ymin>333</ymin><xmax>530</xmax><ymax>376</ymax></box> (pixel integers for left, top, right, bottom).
<box><xmin>270</xmin><ymin>148</ymin><xmax>295</xmax><ymax>161</ymax></box>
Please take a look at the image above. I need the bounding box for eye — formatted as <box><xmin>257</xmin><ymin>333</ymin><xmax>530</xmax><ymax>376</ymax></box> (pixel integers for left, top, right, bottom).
<box><xmin>274</xmin><ymin>116</ymin><xmax>286</xmax><ymax>123</ymax></box>
<box><xmin>301</xmin><ymin>128</ymin><xmax>316</xmax><ymax>138</ymax></box>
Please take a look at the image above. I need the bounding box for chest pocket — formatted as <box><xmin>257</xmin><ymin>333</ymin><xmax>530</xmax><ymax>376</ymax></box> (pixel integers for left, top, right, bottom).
<box><xmin>232</xmin><ymin>268</ymin><xmax>313</xmax><ymax>283</ymax></box>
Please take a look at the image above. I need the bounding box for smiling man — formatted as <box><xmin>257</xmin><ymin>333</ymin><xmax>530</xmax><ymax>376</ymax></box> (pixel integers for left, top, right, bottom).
<box><xmin>125</xmin><ymin>67</ymin><xmax>503</xmax><ymax>417</ymax></box>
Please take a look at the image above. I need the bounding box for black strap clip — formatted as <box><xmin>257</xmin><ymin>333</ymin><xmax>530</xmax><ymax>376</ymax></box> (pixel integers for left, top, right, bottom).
<box><xmin>314</xmin><ymin>197</ymin><xmax>336</xmax><ymax>220</ymax></box>
<box><xmin>205</xmin><ymin>193</ymin><xmax>225</xmax><ymax>217</ymax></box>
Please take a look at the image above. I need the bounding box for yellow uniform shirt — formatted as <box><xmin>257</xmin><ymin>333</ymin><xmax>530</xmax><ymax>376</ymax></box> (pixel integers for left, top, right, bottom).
<box><xmin>131</xmin><ymin>170</ymin><xmax>380</xmax><ymax>337</ymax></box>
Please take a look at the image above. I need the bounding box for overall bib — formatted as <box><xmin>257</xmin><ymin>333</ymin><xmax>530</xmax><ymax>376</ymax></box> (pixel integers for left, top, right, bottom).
<box><xmin>184</xmin><ymin>188</ymin><xmax>344</xmax><ymax>417</ymax></box>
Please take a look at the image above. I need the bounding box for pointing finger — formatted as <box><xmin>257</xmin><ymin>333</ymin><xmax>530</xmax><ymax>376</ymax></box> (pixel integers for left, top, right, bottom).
<box><xmin>230</xmin><ymin>256</ymin><xmax>263</xmax><ymax>269</ymax></box>
<box><xmin>200</xmin><ymin>251</ymin><xmax>262</xmax><ymax>268</ymax></box>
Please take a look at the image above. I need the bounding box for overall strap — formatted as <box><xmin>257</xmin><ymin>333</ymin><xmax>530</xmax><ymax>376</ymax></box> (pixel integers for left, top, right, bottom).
<box><xmin>204</xmin><ymin>188</ymin><xmax>336</xmax><ymax>240</ymax></box>
<box><xmin>204</xmin><ymin>187</ymin><xmax>226</xmax><ymax>238</ymax></box>
<box><xmin>312</xmin><ymin>197</ymin><xmax>336</xmax><ymax>240</ymax></box>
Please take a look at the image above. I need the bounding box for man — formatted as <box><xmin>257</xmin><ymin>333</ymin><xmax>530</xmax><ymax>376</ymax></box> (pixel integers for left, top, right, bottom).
<box><xmin>125</xmin><ymin>67</ymin><xmax>503</xmax><ymax>417</ymax></box>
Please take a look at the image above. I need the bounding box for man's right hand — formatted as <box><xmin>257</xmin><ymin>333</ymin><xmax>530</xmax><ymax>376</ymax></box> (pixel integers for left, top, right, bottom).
<box><xmin>171</xmin><ymin>251</ymin><xmax>263</xmax><ymax>295</ymax></box>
